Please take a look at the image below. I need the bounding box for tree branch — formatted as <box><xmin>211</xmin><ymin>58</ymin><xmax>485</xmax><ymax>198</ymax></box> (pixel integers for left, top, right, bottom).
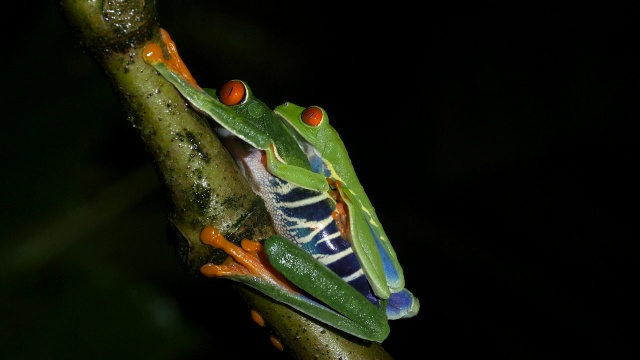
<box><xmin>58</xmin><ymin>0</ymin><xmax>392</xmax><ymax>359</ymax></box>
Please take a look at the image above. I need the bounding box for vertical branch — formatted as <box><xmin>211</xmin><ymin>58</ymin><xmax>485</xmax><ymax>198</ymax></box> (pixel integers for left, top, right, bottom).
<box><xmin>58</xmin><ymin>0</ymin><xmax>392</xmax><ymax>359</ymax></box>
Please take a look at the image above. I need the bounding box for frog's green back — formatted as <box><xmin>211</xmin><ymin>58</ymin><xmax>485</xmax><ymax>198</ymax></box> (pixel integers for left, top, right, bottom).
<box><xmin>202</xmin><ymin>87</ymin><xmax>312</xmax><ymax>171</ymax></box>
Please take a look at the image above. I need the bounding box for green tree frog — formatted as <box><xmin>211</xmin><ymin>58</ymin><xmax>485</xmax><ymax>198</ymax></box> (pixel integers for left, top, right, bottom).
<box><xmin>143</xmin><ymin>28</ymin><xmax>418</xmax><ymax>342</ymax></box>
<box><xmin>276</xmin><ymin>104</ymin><xmax>405</xmax><ymax>298</ymax></box>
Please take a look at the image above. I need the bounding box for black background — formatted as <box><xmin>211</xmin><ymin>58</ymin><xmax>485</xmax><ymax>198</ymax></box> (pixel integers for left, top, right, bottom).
<box><xmin>1</xmin><ymin>1</ymin><xmax>636</xmax><ymax>359</ymax></box>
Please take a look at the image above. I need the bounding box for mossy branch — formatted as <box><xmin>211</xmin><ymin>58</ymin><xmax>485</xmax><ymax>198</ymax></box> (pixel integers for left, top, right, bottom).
<box><xmin>58</xmin><ymin>0</ymin><xmax>392</xmax><ymax>359</ymax></box>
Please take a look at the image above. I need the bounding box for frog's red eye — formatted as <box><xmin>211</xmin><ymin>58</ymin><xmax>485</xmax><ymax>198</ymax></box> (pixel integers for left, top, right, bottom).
<box><xmin>301</xmin><ymin>106</ymin><xmax>323</xmax><ymax>126</ymax></box>
<box><xmin>219</xmin><ymin>80</ymin><xmax>246</xmax><ymax>106</ymax></box>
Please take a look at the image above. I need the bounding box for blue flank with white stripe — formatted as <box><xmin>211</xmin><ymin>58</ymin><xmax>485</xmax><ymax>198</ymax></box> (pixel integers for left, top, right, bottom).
<box><xmin>263</xmin><ymin>175</ymin><xmax>381</xmax><ymax>306</ymax></box>
<box><xmin>219</xmin><ymin>129</ymin><xmax>418</xmax><ymax>319</ymax></box>
<box><xmin>255</xmin><ymin>145</ymin><xmax>419</xmax><ymax>319</ymax></box>
<box><xmin>216</xmin><ymin>130</ymin><xmax>381</xmax><ymax>307</ymax></box>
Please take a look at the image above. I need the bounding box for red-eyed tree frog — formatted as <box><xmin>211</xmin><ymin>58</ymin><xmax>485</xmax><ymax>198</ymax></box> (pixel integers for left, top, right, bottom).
<box><xmin>142</xmin><ymin>28</ymin><xmax>419</xmax><ymax>342</ymax></box>
<box><xmin>276</xmin><ymin>104</ymin><xmax>405</xmax><ymax>298</ymax></box>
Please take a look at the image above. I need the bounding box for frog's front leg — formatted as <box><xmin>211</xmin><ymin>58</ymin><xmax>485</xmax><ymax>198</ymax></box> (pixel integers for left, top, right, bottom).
<box><xmin>143</xmin><ymin>28</ymin><xmax>201</xmax><ymax>90</ymax></box>
<box><xmin>262</xmin><ymin>143</ymin><xmax>330</xmax><ymax>192</ymax></box>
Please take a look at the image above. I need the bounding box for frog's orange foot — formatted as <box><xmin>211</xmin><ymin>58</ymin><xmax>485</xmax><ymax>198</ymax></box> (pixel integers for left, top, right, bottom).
<box><xmin>326</xmin><ymin>179</ymin><xmax>351</xmax><ymax>241</ymax></box>
<box><xmin>201</xmin><ymin>257</ymin><xmax>252</xmax><ymax>277</ymax></box>
<box><xmin>332</xmin><ymin>201</ymin><xmax>351</xmax><ymax>242</ymax></box>
<box><xmin>142</xmin><ymin>28</ymin><xmax>201</xmax><ymax>89</ymax></box>
<box><xmin>199</xmin><ymin>226</ymin><xmax>299</xmax><ymax>293</ymax></box>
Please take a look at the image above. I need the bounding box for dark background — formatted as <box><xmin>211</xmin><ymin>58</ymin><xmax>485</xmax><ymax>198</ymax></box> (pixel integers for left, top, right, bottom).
<box><xmin>1</xmin><ymin>1</ymin><xmax>636</xmax><ymax>359</ymax></box>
